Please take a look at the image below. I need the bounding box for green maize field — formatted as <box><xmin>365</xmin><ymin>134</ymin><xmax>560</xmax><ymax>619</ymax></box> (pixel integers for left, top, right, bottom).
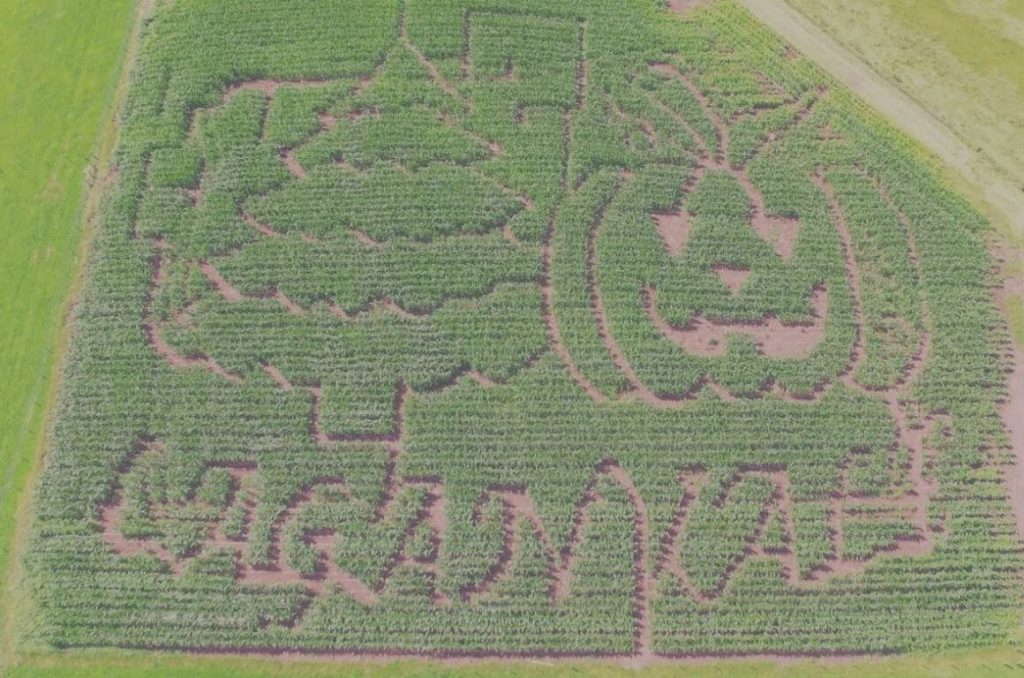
<box><xmin>22</xmin><ymin>0</ymin><xmax>1022</xmax><ymax>661</ymax></box>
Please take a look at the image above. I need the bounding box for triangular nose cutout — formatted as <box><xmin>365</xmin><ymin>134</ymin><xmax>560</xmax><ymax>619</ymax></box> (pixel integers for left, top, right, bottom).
<box><xmin>653</xmin><ymin>210</ymin><xmax>691</xmax><ymax>257</ymax></box>
<box><xmin>711</xmin><ymin>264</ymin><xmax>750</xmax><ymax>295</ymax></box>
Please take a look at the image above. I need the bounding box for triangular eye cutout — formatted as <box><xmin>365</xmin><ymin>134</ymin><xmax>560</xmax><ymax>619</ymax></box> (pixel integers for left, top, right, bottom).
<box><xmin>653</xmin><ymin>209</ymin><xmax>691</xmax><ymax>257</ymax></box>
<box><xmin>751</xmin><ymin>215</ymin><xmax>801</xmax><ymax>260</ymax></box>
<box><xmin>711</xmin><ymin>264</ymin><xmax>750</xmax><ymax>295</ymax></box>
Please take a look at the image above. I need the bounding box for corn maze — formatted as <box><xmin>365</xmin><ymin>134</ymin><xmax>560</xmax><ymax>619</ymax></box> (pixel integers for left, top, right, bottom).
<box><xmin>30</xmin><ymin>0</ymin><xmax>1022</xmax><ymax>659</ymax></box>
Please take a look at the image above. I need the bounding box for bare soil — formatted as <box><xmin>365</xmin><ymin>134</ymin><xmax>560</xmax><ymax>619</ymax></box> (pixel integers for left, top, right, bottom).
<box><xmin>644</xmin><ymin>286</ymin><xmax>827</xmax><ymax>358</ymax></box>
<box><xmin>992</xmin><ymin>243</ymin><xmax>1024</xmax><ymax>537</ymax></box>
<box><xmin>573</xmin><ymin>81</ymin><xmax>834</xmax><ymax>403</ymax></box>
<box><xmin>143</xmin><ymin>242</ymin><xmax>241</xmax><ymax>382</ymax></box>
<box><xmin>199</xmin><ymin>262</ymin><xmax>245</xmax><ymax>301</ymax></box>
<box><xmin>349</xmin><ymin>229</ymin><xmax>383</xmax><ymax>248</ymax></box>
<box><xmin>1004</xmin><ymin>347</ymin><xmax>1024</xmax><ymax>538</ymax></box>
<box><xmin>280</xmin><ymin>149</ymin><xmax>306</xmax><ymax>179</ymax></box>
<box><xmin>242</xmin><ymin>211</ymin><xmax>280</xmax><ymax>238</ymax></box>
<box><xmin>666</xmin><ymin>0</ymin><xmax>711</xmax><ymax>15</ymax></box>
<box><xmin>652</xmin><ymin>210</ymin><xmax>691</xmax><ymax>256</ymax></box>
<box><xmin>711</xmin><ymin>264</ymin><xmax>751</xmax><ymax>294</ymax></box>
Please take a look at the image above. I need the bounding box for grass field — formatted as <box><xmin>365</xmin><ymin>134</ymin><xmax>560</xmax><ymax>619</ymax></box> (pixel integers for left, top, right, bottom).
<box><xmin>0</xmin><ymin>0</ymin><xmax>135</xmax><ymax>643</ymax></box>
<box><xmin>3</xmin><ymin>0</ymin><xmax>1024</xmax><ymax>674</ymax></box>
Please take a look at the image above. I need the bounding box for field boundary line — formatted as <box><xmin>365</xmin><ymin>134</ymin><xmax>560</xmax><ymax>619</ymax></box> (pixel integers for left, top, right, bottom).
<box><xmin>0</xmin><ymin>0</ymin><xmax>158</xmax><ymax>665</ymax></box>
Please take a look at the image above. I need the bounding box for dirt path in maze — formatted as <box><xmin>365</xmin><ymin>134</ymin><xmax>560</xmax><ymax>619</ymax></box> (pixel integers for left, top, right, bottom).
<box><xmin>994</xmin><ymin>248</ymin><xmax>1024</xmax><ymax>538</ymax></box>
<box><xmin>643</xmin><ymin>285</ymin><xmax>827</xmax><ymax>358</ymax></box>
<box><xmin>666</xmin><ymin>0</ymin><xmax>711</xmax><ymax>14</ymax></box>
<box><xmin>568</xmin><ymin>62</ymin><xmax>833</xmax><ymax>405</ymax></box>
<box><xmin>1005</xmin><ymin>346</ymin><xmax>1024</xmax><ymax>539</ymax></box>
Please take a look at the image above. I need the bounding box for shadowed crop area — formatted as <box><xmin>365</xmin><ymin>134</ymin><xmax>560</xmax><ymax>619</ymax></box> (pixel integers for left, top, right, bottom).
<box><xmin>27</xmin><ymin>0</ymin><xmax>1022</xmax><ymax>660</ymax></box>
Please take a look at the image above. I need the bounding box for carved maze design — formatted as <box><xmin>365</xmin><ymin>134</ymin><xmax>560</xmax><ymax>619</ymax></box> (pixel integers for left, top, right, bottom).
<box><xmin>112</xmin><ymin>23</ymin><xmax>946</xmax><ymax>639</ymax></box>
<box><xmin>33</xmin><ymin>0</ymin><xmax>1020</xmax><ymax>659</ymax></box>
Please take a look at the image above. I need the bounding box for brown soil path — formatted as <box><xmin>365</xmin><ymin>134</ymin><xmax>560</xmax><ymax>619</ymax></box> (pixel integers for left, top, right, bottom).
<box><xmin>992</xmin><ymin>240</ymin><xmax>1024</xmax><ymax>537</ymax></box>
<box><xmin>647</xmin><ymin>62</ymin><xmax>815</xmax><ymax>260</ymax></box>
<box><xmin>643</xmin><ymin>285</ymin><xmax>827</xmax><ymax>358</ymax></box>
<box><xmin>462</xmin><ymin>461</ymin><xmax>654</xmax><ymax>656</ymax></box>
<box><xmin>98</xmin><ymin>438</ymin><xmax>455</xmax><ymax>609</ymax></box>
<box><xmin>711</xmin><ymin>264</ymin><xmax>750</xmax><ymax>295</ymax></box>
<box><xmin>1004</xmin><ymin>347</ymin><xmax>1024</xmax><ymax>539</ymax></box>
<box><xmin>541</xmin><ymin>212</ymin><xmax>611</xmax><ymax>403</ymax></box>
<box><xmin>148</xmin><ymin>239</ymin><xmax>541</xmax><ymax>452</ymax></box>
<box><xmin>652</xmin><ymin>209</ymin><xmax>691</xmax><ymax>257</ymax></box>
<box><xmin>397</xmin><ymin>2</ymin><xmax>461</xmax><ymax>102</ymax></box>
<box><xmin>548</xmin><ymin>61</ymin><xmax>835</xmax><ymax>405</ymax></box>
<box><xmin>144</xmin><ymin>242</ymin><xmax>242</xmax><ymax>382</ymax></box>
<box><xmin>666</xmin><ymin>0</ymin><xmax>711</xmax><ymax>14</ymax></box>
<box><xmin>186</xmin><ymin>78</ymin><xmax>334</xmax><ymax>140</ymax></box>
<box><xmin>280</xmin><ymin>149</ymin><xmax>306</xmax><ymax>179</ymax></box>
